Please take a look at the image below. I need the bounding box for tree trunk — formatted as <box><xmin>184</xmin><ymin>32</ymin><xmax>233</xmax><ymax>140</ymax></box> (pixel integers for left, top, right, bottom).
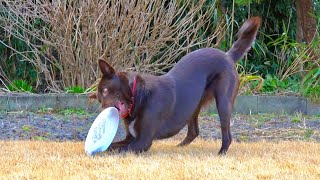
<box><xmin>296</xmin><ymin>0</ymin><xmax>318</xmax><ymax>75</ymax></box>
<box><xmin>296</xmin><ymin>0</ymin><xmax>317</xmax><ymax>45</ymax></box>
<box><xmin>214</xmin><ymin>0</ymin><xmax>226</xmax><ymax>48</ymax></box>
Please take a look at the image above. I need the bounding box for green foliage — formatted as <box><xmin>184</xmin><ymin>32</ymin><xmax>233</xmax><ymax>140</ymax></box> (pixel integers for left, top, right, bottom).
<box><xmin>235</xmin><ymin>0</ymin><xmax>264</xmax><ymax>6</ymax></box>
<box><xmin>59</xmin><ymin>108</ymin><xmax>87</xmax><ymax>116</ymax></box>
<box><xmin>301</xmin><ymin>67</ymin><xmax>320</xmax><ymax>101</ymax></box>
<box><xmin>65</xmin><ymin>86</ymin><xmax>86</xmax><ymax>94</ymax></box>
<box><xmin>260</xmin><ymin>75</ymin><xmax>300</xmax><ymax>94</ymax></box>
<box><xmin>291</xmin><ymin>113</ymin><xmax>302</xmax><ymax>123</ymax></box>
<box><xmin>7</xmin><ymin>80</ymin><xmax>34</xmax><ymax>93</ymax></box>
<box><xmin>302</xmin><ymin>85</ymin><xmax>320</xmax><ymax>103</ymax></box>
<box><xmin>222</xmin><ymin>0</ymin><xmax>296</xmax><ymax>37</ymax></box>
<box><xmin>304</xmin><ymin>128</ymin><xmax>313</xmax><ymax>140</ymax></box>
<box><xmin>33</xmin><ymin>136</ymin><xmax>47</xmax><ymax>141</ymax></box>
<box><xmin>291</xmin><ymin>118</ymin><xmax>301</xmax><ymax>124</ymax></box>
<box><xmin>65</xmin><ymin>86</ymin><xmax>97</xmax><ymax>94</ymax></box>
<box><xmin>238</xmin><ymin>134</ymin><xmax>249</xmax><ymax>142</ymax></box>
<box><xmin>22</xmin><ymin>125</ymin><xmax>31</xmax><ymax>132</ymax></box>
<box><xmin>37</xmin><ymin>107</ymin><xmax>54</xmax><ymax>114</ymax></box>
<box><xmin>222</xmin><ymin>0</ymin><xmax>298</xmax><ymax>77</ymax></box>
<box><xmin>0</xmin><ymin>11</ymin><xmax>39</xmax><ymax>85</ymax></box>
<box><xmin>261</xmin><ymin>75</ymin><xmax>282</xmax><ymax>93</ymax></box>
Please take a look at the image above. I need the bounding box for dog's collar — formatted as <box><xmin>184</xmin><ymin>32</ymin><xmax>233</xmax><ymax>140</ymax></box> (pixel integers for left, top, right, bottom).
<box><xmin>121</xmin><ymin>77</ymin><xmax>137</xmax><ymax>119</ymax></box>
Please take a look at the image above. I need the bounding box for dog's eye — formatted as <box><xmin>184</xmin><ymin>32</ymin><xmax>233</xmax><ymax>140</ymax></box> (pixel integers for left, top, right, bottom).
<box><xmin>102</xmin><ymin>88</ymin><xmax>108</xmax><ymax>96</ymax></box>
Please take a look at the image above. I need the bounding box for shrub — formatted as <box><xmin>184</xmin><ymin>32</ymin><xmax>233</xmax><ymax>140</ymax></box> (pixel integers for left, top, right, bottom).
<box><xmin>0</xmin><ymin>0</ymin><xmax>223</xmax><ymax>92</ymax></box>
<box><xmin>7</xmin><ymin>80</ymin><xmax>33</xmax><ymax>93</ymax></box>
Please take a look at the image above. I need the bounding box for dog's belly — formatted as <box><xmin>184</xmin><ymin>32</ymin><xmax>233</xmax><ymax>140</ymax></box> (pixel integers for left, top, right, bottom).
<box><xmin>149</xmin><ymin>74</ymin><xmax>207</xmax><ymax>140</ymax></box>
<box><xmin>154</xmin><ymin>126</ymin><xmax>183</xmax><ymax>139</ymax></box>
<box><xmin>155</xmin><ymin>83</ymin><xmax>206</xmax><ymax>139</ymax></box>
<box><xmin>154</xmin><ymin>114</ymin><xmax>191</xmax><ymax>139</ymax></box>
<box><xmin>153</xmin><ymin>85</ymin><xmax>205</xmax><ymax>139</ymax></box>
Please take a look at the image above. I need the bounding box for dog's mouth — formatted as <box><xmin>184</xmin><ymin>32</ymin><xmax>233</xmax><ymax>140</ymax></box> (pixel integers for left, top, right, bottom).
<box><xmin>114</xmin><ymin>106</ymin><xmax>120</xmax><ymax>111</ymax></box>
<box><xmin>114</xmin><ymin>101</ymin><xmax>128</xmax><ymax>116</ymax></box>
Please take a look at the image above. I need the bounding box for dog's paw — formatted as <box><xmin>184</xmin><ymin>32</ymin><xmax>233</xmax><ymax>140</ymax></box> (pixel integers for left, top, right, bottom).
<box><xmin>118</xmin><ymin>145</ymin><xmax>147</xmax><ymax>154</ymax></box>
<box><xmin>218</xmin><ymin>149</ymin><xmax>228</xmax><ymax>156</ymax></box>
<box><xmin>118</xmin><ymin>146</ymin><xmax>133</xmax><ymax>154</ymax></box>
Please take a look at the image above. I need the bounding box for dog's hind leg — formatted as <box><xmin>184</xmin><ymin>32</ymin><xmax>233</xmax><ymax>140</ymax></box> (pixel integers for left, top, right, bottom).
<box><xmin>177</xmin><ymin>105</ymin><xmax>201</xmax><ymax>146</ymax></box>
<box><xmin>214</xmin><ymin>77</ymin><xmax>237</xmax><ymax>155</ymax></box>
<box><xmin>216</xmin><ymin>96</ymin><xmax>232</xmax><ymax>155</ymax></box>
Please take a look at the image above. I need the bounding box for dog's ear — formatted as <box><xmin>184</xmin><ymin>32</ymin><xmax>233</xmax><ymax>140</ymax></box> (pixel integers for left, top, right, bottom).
<box><xmin>98</xmin><ymin>59</ymin><xmax>115</xmax><ymax>77</ymax></box>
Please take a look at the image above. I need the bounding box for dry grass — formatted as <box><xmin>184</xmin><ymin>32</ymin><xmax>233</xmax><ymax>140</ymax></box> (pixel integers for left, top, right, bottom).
<box><xmin>1</xmin><ymin>139</ymin><xmax>319</xmax><ymax>179</ymax></box>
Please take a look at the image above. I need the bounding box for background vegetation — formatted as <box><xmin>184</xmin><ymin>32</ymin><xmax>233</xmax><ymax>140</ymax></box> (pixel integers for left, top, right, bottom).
<box><xmin>0</xmin><ymin>0</ymin><xmax>319</xmax><ymax>100</ymax></box>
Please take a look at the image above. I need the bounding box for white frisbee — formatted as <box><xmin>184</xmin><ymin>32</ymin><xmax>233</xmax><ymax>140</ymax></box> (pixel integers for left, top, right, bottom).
<box><xmin>85</xmin><ymin>107</ymin><xmax>120</xmax><ymax>156</ymax></box>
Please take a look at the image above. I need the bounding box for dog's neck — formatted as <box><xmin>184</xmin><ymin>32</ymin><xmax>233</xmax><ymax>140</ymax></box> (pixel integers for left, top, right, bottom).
<box><xmin>124</xmin><ymin>72</ymin><xmax>150</xmax><ymax>121</ymax></box>
<box><xmin>119</xmin><ymin>76</ymin><xmax>136</xmax><ymax>119</ymax></box>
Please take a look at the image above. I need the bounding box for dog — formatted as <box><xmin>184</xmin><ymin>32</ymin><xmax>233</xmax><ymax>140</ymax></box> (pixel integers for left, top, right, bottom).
<box><xmin>89</xmin><ymin>17</ymin><xmax>261</xmax><ymax>154</ymax></box>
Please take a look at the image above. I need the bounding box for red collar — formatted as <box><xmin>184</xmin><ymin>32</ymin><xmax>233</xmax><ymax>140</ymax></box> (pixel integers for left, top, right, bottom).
<box><xmin>121</xmin><ymin>77</ymin><xmax>137</xmax><ymax>119</ymax></box>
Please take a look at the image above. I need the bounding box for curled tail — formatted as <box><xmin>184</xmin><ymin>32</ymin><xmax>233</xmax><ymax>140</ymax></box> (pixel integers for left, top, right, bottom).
<box><xmin>227</xmin><ymin>17</ymin><xmax>261</xmax><ymax>63</ymax></box>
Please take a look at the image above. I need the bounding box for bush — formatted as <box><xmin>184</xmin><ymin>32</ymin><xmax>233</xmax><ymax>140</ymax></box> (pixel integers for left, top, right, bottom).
<box><xmin>7</xmin><ymin>80</ymin><xmax>34</xmax><ymax>93</ymax></box>
<box><xmin>0</xmin><ymin>0</ymin><xmax>223</xmax><ymax>92</ymax></box>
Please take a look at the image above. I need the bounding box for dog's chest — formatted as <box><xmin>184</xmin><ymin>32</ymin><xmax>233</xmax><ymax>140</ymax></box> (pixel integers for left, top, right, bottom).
<box><xmin>129</xmin><ymin>120</ymin><xmax>136</xmax><ymax>137</ymax></box>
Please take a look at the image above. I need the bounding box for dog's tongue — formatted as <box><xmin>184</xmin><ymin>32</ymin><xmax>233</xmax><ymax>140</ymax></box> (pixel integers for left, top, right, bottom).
<box><xmin>116</xmin><ymin>101</ymin><xmax>128</xmax><ymax>117</ymax></box>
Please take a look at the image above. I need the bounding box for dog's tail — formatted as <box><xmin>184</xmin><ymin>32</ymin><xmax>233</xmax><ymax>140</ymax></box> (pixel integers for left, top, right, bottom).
<box><xmin>227</xmin><ymin>17</ymin><xmax>261</xmax><ymax>63</ymax></box>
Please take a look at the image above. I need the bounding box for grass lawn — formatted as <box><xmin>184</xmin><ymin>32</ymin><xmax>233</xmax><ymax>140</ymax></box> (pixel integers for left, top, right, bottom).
<box><xmin>1</xmin><ymin>139</ymin><xmax>319</xmax><ymax>179</ymax></box>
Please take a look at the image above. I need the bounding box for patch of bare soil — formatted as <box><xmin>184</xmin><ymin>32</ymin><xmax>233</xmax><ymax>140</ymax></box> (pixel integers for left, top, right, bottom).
<box><xmin>0</xmin><ymin>111</ymin><xmax>319</xmax><ymax>142</ymax></box>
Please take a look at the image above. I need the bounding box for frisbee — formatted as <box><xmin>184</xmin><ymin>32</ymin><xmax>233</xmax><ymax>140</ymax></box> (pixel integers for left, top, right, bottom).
<box><xmin>85</xmin><ymin>107</ymin><xmax>120</xmax><ymax>156</ymax></box>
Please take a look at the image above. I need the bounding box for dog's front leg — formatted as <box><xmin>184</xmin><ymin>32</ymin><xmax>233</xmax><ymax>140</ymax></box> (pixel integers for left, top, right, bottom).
<box><xmin>109</xmin><ymin>118</ymin><xmax>135</xmax><ymax>150</ymax></box>
<box><xmin>119</xmin><ymin>137</ymin><xmax>153</xmax><ymax>153</ymax></box>
<box><xmin>109</xmin><ymin>134</ymin><xmax>135</xmax><ymax>150</ymax></box>
<box><xmin>118</xmin><ymin>117</ymin><xmax>154</xmax><ymax>153</ymax></box>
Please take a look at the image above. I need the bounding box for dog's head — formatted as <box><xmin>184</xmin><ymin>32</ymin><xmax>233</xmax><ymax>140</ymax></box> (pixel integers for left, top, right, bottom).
<box><xmin>89</xmin><ymin>59</ymin><xmax>134</xmax><ymax>118</ymax></box>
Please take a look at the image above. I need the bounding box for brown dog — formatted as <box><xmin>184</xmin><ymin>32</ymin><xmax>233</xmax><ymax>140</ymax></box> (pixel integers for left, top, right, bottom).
<box><xmin>90</xmin><ymin>17</ymin><xmax>261</xmax><ymax>154</ymax></box>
